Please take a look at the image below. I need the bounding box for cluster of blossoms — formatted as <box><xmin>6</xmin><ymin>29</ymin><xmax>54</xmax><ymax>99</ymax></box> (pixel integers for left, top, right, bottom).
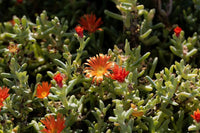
<box><xmin>35</xmin><ymin>73</ymin><xmax>64</xmax><ymax>99</ymax></box>
<box><xmin>34</xmin><ymin>53</ymin><xmax>129</xmax><ymax>131</ymax></box>
<box><xmin>3</xmin><ymin>18</ymin><xmax>199</xmax><ymax>132</ymax></box>
<box><xmin>74</xmin><ymin>14</ymin><xmax>129</xmax><ymax>84</ymax></box>
<box><xmin>32</xmin><ymin>16</ymin><xmax>192</xmax><ymax>132</ymax></box>
<box><xmin>84</xmin><ymin>54</ymin><xmax>129</xmax><ymax>85</ymax></box>
<box><xmin>35</xmin><ymin>76</ymin><xmax>65</xmax><ymax>132</ymax></box>
<box><xmin>35</xmin><ymin>74</ymin><xmax>66</xmax><ymax>132</ymax></box>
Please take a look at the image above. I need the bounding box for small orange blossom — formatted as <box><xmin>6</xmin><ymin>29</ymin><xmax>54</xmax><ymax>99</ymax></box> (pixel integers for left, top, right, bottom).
<box><xmin>84</xmin><ymin>54</ymin><xmax>113</xmax><ymax>85</ymax></box>
<box><xmin>79</xmin><ymin>13</ymin><xmax>103</xmax><ymax>33</ymax></box>
<box><xmin>110</xmin><ymin>64</ymin><xmax>129</xmax><ymax>82</ymax></box>
<box><xmin>36</xmin><ymin>82</ymin><xmax>51</xmax><ymax>99</ymax></box>
<box><xmin>40</xmin><ymin>113</ymin><xmax>66</xmax><ymax>133</ymax></box>
<box><xmin>191</xmin><ymin>108</ymin><xmax>200</xmax><ymax>123</ymax></box>
<box><xmin>0</xmin><ymin>87</ymin><xmax>10</xmax><ymax>111</ymax></box>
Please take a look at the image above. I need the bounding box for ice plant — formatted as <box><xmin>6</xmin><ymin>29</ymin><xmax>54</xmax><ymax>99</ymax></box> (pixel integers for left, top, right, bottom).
<box><xmin>75</xmin><ymin>25</ymin><xmax>84</xmax><ymax>38</ymax></box>
<box><xmin>53</xmin><ymin>73</ymin><xmax>63</xmax><ymax>88</ymax></box>
<box><xmin>191</xmin><ymin>108</ymin><xmax>200</xmax><ymax>123</ymax></box>
<box><xmin>36</xmin><ymin>82</ymin><xmax>51</xmax><ymax>99</ymax></box>
<box><xmin>40</xmin><ymin>113</ymin><xmax>66</xmax><ymax>133</ymax></box>
<box><xmin>79</xmin><ymin>13</ymin><xmax>103</xmax><ymax>33</ymax></box>
<box><xmin>0</xmin><ymin>87</ymin><xmax>10</xmax><ymax>111</ymax></box>
<box><xmin>110</xmin><ymin>64</ymin><xmax>129</xmax><ymax>82</ymax></box>
<box><xmin>84</xmin><ymin>54</ymin><xmax>113</xmax><ymax>85</ymax></box>
<box><xmin>174</xmin><ymin>26</ymin><xmax>182</xmax><ymax>37</ymax></box>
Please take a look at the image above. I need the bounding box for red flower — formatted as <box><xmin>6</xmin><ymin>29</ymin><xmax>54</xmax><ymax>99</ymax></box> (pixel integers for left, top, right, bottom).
<box><xmin>84</xmin><ymin>54</ymin><xmax>113</xmax><ymax>85</ymax></box>
<box><xmin>75</xmin><ymin>25</ymin><xmax>84</xmax><ymax>38</ymax></box>
<box><xmin>0</xmin><ymin>87</ymin><xmax>10</xmax><ymax>111</ymax></box>
<box><xmin>40</xmin><ymin>113</ymin><xmax>66</xmax><ymax>133</ymax></box>
<box><xmin>53</xmin><ymin>73</ymin><xmax>63</xmax><ymax>88</ymax></box>
<box><xmin>191</xmin><ymin>108</ymin><xmax>200</xmax><ymax>123</ymax></box>
<box><xmin>17</xmin><ymin>0</ymin><xmax>23</xmax><ymax>3</ymax></box>
<box><xmin>36</xmin><ymin>82</ymin><xmax>51</xmax><ymax>99</ymax></box>
<box><xmin>79</xmin><ymin>13</ymin><xmax>103</xmax><ymax>33</ymax></box>
<box><xmin>174</xmin><ymin>26</ymin><xmax>182</xmax><ymax>37</ymax></box>
<box><xmin>110</xmin><ymin>64</ymin><xmax>129</xmax><ymax>82</ymax></box>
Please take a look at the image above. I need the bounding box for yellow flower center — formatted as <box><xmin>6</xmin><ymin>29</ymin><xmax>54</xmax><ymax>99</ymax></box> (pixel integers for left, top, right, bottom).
<box><xmin>96</xmin><ymin>67</ymin><xmax>106</xmax><ymax>76</ymax></box>
<box><xmin>41</xmin><ymin>91</ymin><xmax>47</xmax><ymax>98</ymax></box>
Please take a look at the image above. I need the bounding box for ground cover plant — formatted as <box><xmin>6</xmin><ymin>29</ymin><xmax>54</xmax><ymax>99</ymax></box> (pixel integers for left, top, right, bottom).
<box><xmin>1</xmin><ymin>0</ymin><xmax>200</xmax><ymax>132</ymax></box>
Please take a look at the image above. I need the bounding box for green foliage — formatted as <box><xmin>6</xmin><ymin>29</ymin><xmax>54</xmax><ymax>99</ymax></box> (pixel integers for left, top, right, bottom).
<box><xmin>170</xmin><ymin>30</ymin><xmax>198</xmax><ymax>62</ymax></box>
<box><xmin>105</xmin><ymin>0</ymin><xmax>164</xmax><ymax>46</ymax></box>
<box><xmin>0</xmin><ymin>0</ymin><xmax>200</xmax><ymax>132</ymax></box>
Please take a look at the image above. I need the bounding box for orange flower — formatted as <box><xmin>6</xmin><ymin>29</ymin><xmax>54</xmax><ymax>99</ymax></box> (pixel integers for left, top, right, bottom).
<box><xmin>40</xmin><ymin>113</ymin><xmax>66</xmax><ymax>133</ymax></box>
<box><xmin>0</xmin><ymin>87</ymin><xmax>10</xmax><ymax>111</ymax></box>
<box><xmin>75</xmin><ymin>25</ymin><xmax>84</xmax><ymax>38</ymax></box>
<box><xmin>8</xmin><ymin>43</ymin><xmax>19</xmax><ymax>53</ymax></box>
<box><xmin>191</xmin><ymin>108</ymin><xmax>200</xmax><ymax>123</ymax></box>
<box><xmin>110</xmin><ymin>64</ymin><xmax>129</xmax><ymax>82</ymax></box>
<box><xmin>131</xmin><ymin>103</ymin><xmax>144</xmax><ymax>117</ymax></box>
<box><xmin>84</xmin><ymin>54</ymin><xmax>113</xmax><ymax>85</ymax></box>
<box><xmin>53</xmin><ymin>73</ymin><xmax>63</xmax><ymax>88</ymax></box>
<box><xmin>79</xmin><ymin>13</ymin><xmax>103</xmax><ymax>33</ymax></box>
<box><xmin>174</xmin><ymin>26</ymin><xmax>182</xmax><ymax>37</ymax></box>
<box><xmin>36</xmin><ymin>82</ymin><xmax>51</xmax><ymax>99</ymax></box>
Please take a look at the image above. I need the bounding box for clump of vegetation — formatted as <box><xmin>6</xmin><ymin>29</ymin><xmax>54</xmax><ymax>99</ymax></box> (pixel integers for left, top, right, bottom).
<box><xmin>1</xmin><ymin>0</ymin><xmax>200</xmax><ymax>132</ymax></box>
